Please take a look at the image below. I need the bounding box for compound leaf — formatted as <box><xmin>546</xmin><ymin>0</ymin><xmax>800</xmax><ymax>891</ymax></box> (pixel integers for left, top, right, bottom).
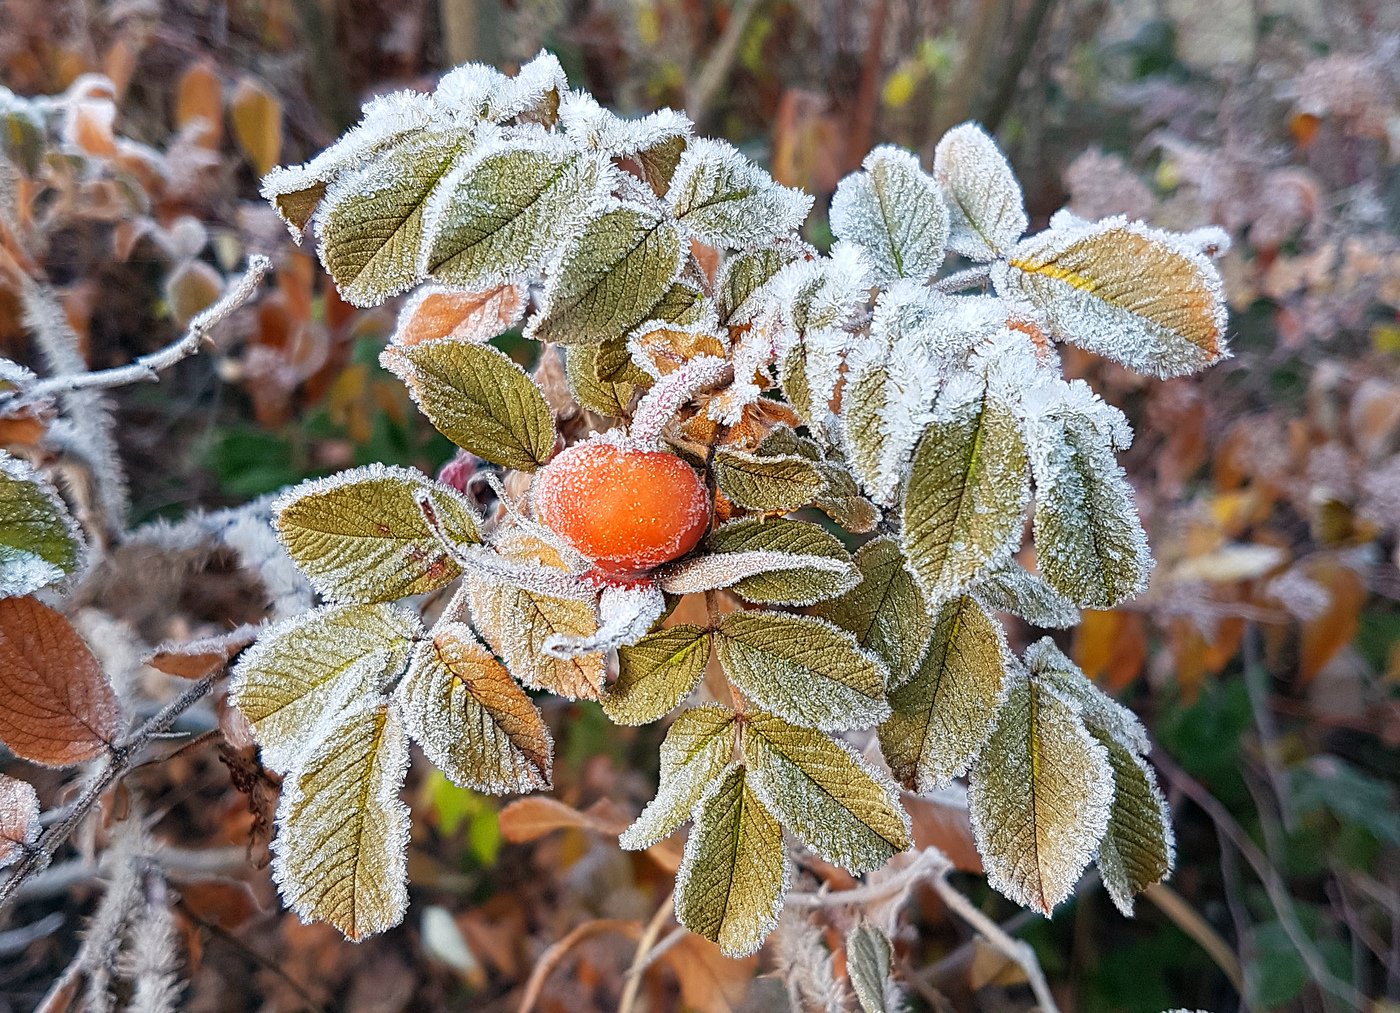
<box><xmin>620</xmin><ymin>705</ymin><xmax>736</xmax><ymax>850</ymax></box>
<box><xmin>830</xmin><ymin>145</ymin><xmax>948</xmax><ymax>283</ymax></box>
<box><xmin>603</xmin><ymin>625</ymin><xmax>711</xmax><ymax>726</ymax></box>
<box><xmin>932</xmin><ymin>123</ymin><xmax>1027</xmax><ymax>261</ymax></box>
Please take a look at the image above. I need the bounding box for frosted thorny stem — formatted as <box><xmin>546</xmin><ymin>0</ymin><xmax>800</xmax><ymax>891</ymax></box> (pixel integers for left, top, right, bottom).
<box><xmin>3</xmin><ymin>256</ymin><xmax>270</xmax><ymax>406</ymax></box>
<box><xmin>629</xmin><ymin>354</ymin><xmax>733</xmax><ymax>448</ymax></box>
<box><xmin>930</xmin><ymin>264</ymin><xmax>993</xmax><ymax>293</ymax></box>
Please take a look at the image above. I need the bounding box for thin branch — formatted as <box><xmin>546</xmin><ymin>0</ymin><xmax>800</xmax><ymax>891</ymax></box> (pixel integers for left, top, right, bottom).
<box><xmin>618</xmin><ymin>889</ymin><xmax>675</xmax><ymax>1013</ymax></box>
<box><xmin>981</xmin><ymin>0</ymin><xmax>1060</xmax><ymax>132</ymax></box>
<box><xmin>5</xmin><ymin>255</ymin><xmax>270</xmax><ymax>406</ymax></box>
<box><xmin>789</xmin><ymin>849</ymin><xmax>949</xmax><ymax>909</ymax></box>
<box><xmin>517</xmin><ymin>919</ymin><xmax>642</xmax><ymax>1013</ymax></box>
<box><xmin>0</xmin><ymin>674</ymin><xmax>222</xmax><ymax>916</ymax></box>
<box><xmin>685</xmin><ymin>0</ymin><xmax>765</xmax><ymax>130</ymax></box>
<box><xmin>931</xmin><ymin>265</ymin><xmax>993</xmax><ymax>293</ymax></box>
<box><xmin>1143</xmin><ymin>883</ymin><xmax>1244</xmax><ymax>993</ymax></box>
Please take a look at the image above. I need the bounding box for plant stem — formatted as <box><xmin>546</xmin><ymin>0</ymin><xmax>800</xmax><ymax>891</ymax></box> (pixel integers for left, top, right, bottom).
<box><xmin>618</xmin><ymin>888</ymin><xmax>675</xmax><ymax>1013</ymax></box>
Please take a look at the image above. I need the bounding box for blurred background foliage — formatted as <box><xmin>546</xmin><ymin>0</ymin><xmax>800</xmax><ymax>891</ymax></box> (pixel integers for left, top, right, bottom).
<box><xmin>0</xmin><ymin>0</ymin><xmax>1397</xmax><ymax>1010</ymax></box>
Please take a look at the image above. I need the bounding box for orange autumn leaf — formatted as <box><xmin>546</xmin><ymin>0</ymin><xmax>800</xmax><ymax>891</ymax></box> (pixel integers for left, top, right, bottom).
<box><xmin>175</xmin><ymin>58</ymin><xmax>224</xmax><ymax>148</ymax></box>
<box><xmin>390</xmin><ymin>284</ymin><xmax>526</xmax><ymax>347</ymax></box>
<box><xmin>1298</xmin><ymin>559</ymin><xmax>1367</xmax><ymax>683</ymax></box>
<box><xmin>229</xmin><ymin>76</ymin><xmax>283</xmax><ymax>177</ymax></box>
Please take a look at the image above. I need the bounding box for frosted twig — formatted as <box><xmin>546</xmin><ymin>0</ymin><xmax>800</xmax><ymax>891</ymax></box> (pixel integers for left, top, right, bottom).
<box><xmin>0</xmin><ymin>673</ymin><xmax>221</xmax><ymax>916</ymax></box>
<box><xmin>788</xmin><ymin>848</ymin><xmax>949</xmax><ymax>909</ymax></box>
<box><xmin>930</xmin><ymin>265</ymin><xmax>992</xmax><ymax>293</ymax></box>
<box><xmin>629</xmin><ymin>354</ymin><xmax>733</xmax><ymax>447</ymax></box>
<box><xmin>5</xmin><ymin>255</ymin><xmax>270</xmax><ymax>405</ymax></box>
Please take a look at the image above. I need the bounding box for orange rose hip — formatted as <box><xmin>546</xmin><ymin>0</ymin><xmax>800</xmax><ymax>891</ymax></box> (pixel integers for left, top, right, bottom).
<box><xmin>534</xmin><ymin>441</ymin><xmax>710</xmax><ymax>576</ymax></box>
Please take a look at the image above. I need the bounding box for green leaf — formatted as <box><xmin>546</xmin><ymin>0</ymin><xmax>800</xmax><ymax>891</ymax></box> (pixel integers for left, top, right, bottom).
<box><xmin>967</xmin><ymin>672</ymin><xmax>1113</xmax><ymax>914</ymax></box>
<box><xmin>317</xmin><ymin>128</ymin><xmax>470</xmax><ymax>306</ymax></box>
<box><xmin>1031</xmin><ymin>413</ymin><xmax>1151</xmax><ymax>609</ymax></box>
<box><xmin>426</xmin><ymin>144</ymin><xmax>611</xmax><ymax>289</ymax></box>
<box><xmin>273</xmin><ymin>464</ymin><xmax>480</xmax><ymax>604</ymax></box>
<box><xmin>564</xmin><ymin>344</ymin><xmax>643</xmax><ymax>417</ymax></box>
<box><xmin>702</xmin><ymin>517</ymin><xmax>856</xmax><ymax>605</ymax></box>
<box><xmin>231</xmin><ymin>603</ymin><xmax>420</xmax><ymax>773</ymax></box>
<box><xmin>675</xmin><ymin>763</ymin><xmax>788</xmax><ymax>957</ymax></box>
<box><xmin>744</xmin><ymin>710</ymin><xmax>911</xmax><ymax>874</ymax></box>
<box><xmin>830</xmin><ymin>145</ymin><xmax>949</xmax><ymax>283</ymax></box>
<box><xmin>901</xmin><ymin>394</ymin><xmax>1029</xmax><ymax>602</ymax></box>
<box><xmin>713</xmin><ymin>448</ymin><xmax>828</xmax><ymax>513</ymax></box>
<box><xmin>0</xmin><ymin>452</ymin><xmax>84</xmax><ymax>598</ymax></box>
<box><xmin>717</xmin><ymin>246</ymin><xmax>795</xmax><ymax>324</ymax></box>
<box><xmin>715</xmin><ymin>611</ymin><xmax>888</xmax><ymax>731</ymax></box>
<box><xmin>813</xmin><ymin>536</ymin><xmax>932</xmax><ymax>689</ymax></box>
<box><xmin>525</xmin><ymin>203</ymin><xmax>684</xmax><ymax>346</ymax></box>
<box><xmin>602</xmin><ymin>625</ymin><xmax>711</xmax><ymax>726</ymax></box>
<box><xmin>932</xmin><ymin>123</ymin><xmax>1027</xmax><ymax>262</ymax></box>
<box><xmin>647</xmin><ymin>282</ymin><xmax>709</xmax><ymax>327</ymax></box>
<box><xmin>879</xmin><ymin>595</ymin><xmax>1009</xmax><ymax>791</ymax></box>
<box><xmin>620</xmin><ymin>705</ymin><xmax>736</xmax><ymax>849</ymax></box>
<box><xmin>972</xmin><ymin>560</ymin><xmax>1079</xmax><ymax>629</ymax></box>
<box><xmin>1090</xmin><ymin>726</ymin><xmax>1174</xmax><ymax>916</ymax></box>
<box><xmin>846</xmin><ymin>923</ymin><xmax>898</xmax><ymax>1013</ymax></box>
<box><xmin>395</xmin><ymin>622</ymin><xmax>553</xmax><ymax>794</ymax></box>
<box><xmin>272</xmin><ymin>700</ymin><xmax>410</xmax><ymax>941</ymax></box>
<box><xmin>757</xmin><ymin>427</ymin><xmax>878</xmax><ymax>532</ymax></box>
<box><xmin>667</xmin><ymin>138</ymin><xmax>812</xmax><ymax>249</ymax></box>
<box><xmin>381</xmin><ymin>340</ymin><xmax>557</xmax><ymax>471</ymax></box>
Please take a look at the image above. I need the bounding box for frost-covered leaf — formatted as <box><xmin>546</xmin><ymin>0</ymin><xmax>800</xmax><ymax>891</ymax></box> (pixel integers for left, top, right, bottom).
<box><xmin>603</xmin><ymin>625</ymin><xmax>710</xmax><ymax>726</ymax></box>
<box><xmin>273</xmin><ymin>465</ymin><xmax>480</xmax><ymax>604</ymax></box>
<box><xmin>1022</xmin><ymin>638</ymin><xmax>1149</xmax><ymax>761</ymax></box>
<box><xmin>933</xmin><ymin>123</ymin><xmax>1027</xmax><ymax>261</ymax></box>
<box><xmin>814</xmin><ymin>536</ymin><xmax>931</xmax><ymax>690</ymax></box>
<box><xmin>316</xmin><ymin>128</ymin><xmax>471</xmax><ymax>306</ymax></box>
<box><xmin>620</xmin><ymin>705</ymin><xmax>736</xmax><ymax>849</ymax></box>
<box><xmin>646</xmin><ymin>282</ymin><xmax>710</xmax><ymax>327</ymax></box>
<box><xmin>967</xmin><ymin>672</ymin><xmax>1113</xmax><ymax>915</ymax></box>
<box><xmin>771</xmin><ymin>242</ymin><xmax>871</xmax><ymax>335</ymax></box>
<box><xmin>846</xmin><ymin>923</ymin><xmax>898</xmax><ymax>1013</ymax></box>
<box><xmin>425</xmin><ymin>143</ymin><xmax>611</xmax><ymax>289</ymax></box>
<box><xmin>231</xmin><ymin>603</ymin><xmax>420</xmax><ymax>773</ymax></box>
<box><xmin>0</xmin><ymin>452</ymin><xmax>85</xmax><ymax>598</ymax></box>
<box><xmin>879</xmin><ymin>595</ymin><xmax>1009</xmax><ymax>791</ymax></box>
<box><xmin>0</xmin><ymin>773</ymin><xmax>39</xmax><ymax>868</ymax></box>
<box><xmin>466</xmin><ymin>577</ymin><xmax>603</xmax><ymax>700</ymax></box>
<box><xmin>744</xmin><ymin>710</ymin><xmax>911</xmax><ymax>874</ymax></box>
<box><xmin>712</xmin><ymin>448</ymin><xmax>827</xmax><ymax>513</ymax></box>
<box><xmin>716</xmin><ymin>246</ymin><xmax>799</xmax><ymax>324</ymax></box>
<box><xmin>1030</xmin><ymin>411</ymin><xmax>1151</xmax><ymax>609</ymax></box>
<box><xmin>381</xmin><ymin>340</ymin><xmax>557</xmax><ymax>471</ymax></box>
<box><xmin>971</xmin><ymin>560</ymin><xmax>1080</xmax><ymax>629</ymax></box>
<box><xmin>675</xmin><ymin>763</ymin><xmax>788</xmax><ymax>958</ymax></box>
<box><xmin>261</xmin><ymin>91</ymin><xmax>435</xmax><ymax>236</ymax></box>
<box><xmin>696</xmin><ymin>517</ymin><xmax>856</xmax><ymax>605</ymax></box>
<box><xmin>389</xmin><ymin>283</ymin><xmax>526</xmax><ymax>346</ymax></box>
<box><xmin>0</xmin><ymin>596</ymin><xmax>120</xmax><ymax>767</ymax></box>
<box><xmin>830</xmin><ymin>145</ymin><xmax>948</xmax><ymax>283</ymax></box>
<box><xmin>525</xmin><ymin>203</ymin><xmax>684</xmax><ymax>346</ymax></box>
<box><xmin>565</xmin><ymin>345</ymin><xmax>643</xmax><ymax>417</ymax></box>
<box><xmin>993</xmin><ymin>216</ymin><xmax>1228</xmax><ymax>378</ymax></box>
<box><xmin>666</xmin><ymin>138</ymin><xmax>812</xmax><ymax>249</ymax></box>
<box><xmin>272</xmin><ymin>700</ymin><xmax>410</xmax><ymax>941</ymax></box>
<box><xmin>715</xmin><ymin>611</ymin><xmax>888</xmax><ymax>731</ymax></box>
<box><xmin>543</xmin><ymin>581</ymin><xmax>665</xmax><ymax>658</ymax></box>
<box><xmin>901</xmin><ymin>394</ymin><xmax>1029</xmax><ymax>603</ymax></box>
<box><xmin>1090</xmin><ymin>727</ymin><xmax>1174</xmax><ymax>915</ymax></box>
<box><xmin>757</xmin><ymin>427</ymin><xmax>879</xmax><ymax>532</ymax></box>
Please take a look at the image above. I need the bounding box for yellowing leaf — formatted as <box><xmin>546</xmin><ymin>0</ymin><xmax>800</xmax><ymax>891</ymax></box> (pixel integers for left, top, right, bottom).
<box><xmin>1091</xmin><ymin>727</ymin><xmax>1174</xmax><ymax>916</ymax></box>
<box><xmin>830</xmin><ymin>145</ymin><xmax>948</xmax><ymax>283</ymax></box>
<box><xmin>701</xmin><ymin>517</ymin><xmax>856</xmax><ymax>605</ymax></box>
<box><xmin>274</xmin><ymin>465</ymin><xmax>480</xmax><ymax>603</ymax></box>
<box><xmin>712</xmin><ymin>448</ymin><xmax>828</xmax><ymax>513</ymax></box>
<box><xmin>381</xmin><ymin>340</ymin><xmax>557</xmax><ymax>471</ymax></box>
<box><xmin>466</xmin><ymin>577</ymin><xmax>603</xmax><ymax>700</ymax></box>
<box><xmin>620</xmin><ymin>705</ymin><xmax>736</xmax><ymax>850</ymax></box>
<box><xmin>901</xmin><ymin>395</ymin><xmax>1029</xmax><ymax>603</ymax></box>
<box><xmin>879</xmin><ymin>595</ymin><xmax>1009</xmax><ymax>791</ymax></box>
<box><xmin>603</xmin><ymin>625</ymin><xmax>711</xmax><ymax>726</ymax></box>
<box><xmin>0</xmin><ymin>452</ymin><xmax>85</xmax><ymax>598</ymax></box>
<box><xmin>675</xmin><ymin>764</ymin><xmax>788</xmax><ymax>958</ymax></box>
<box><xmin>715</xmin><ymin>612</ymin><xmax>888</xmax><ymax>731</ymax></box>
<box><xmin>395</xmin><ymin>622</ymin><xmax>552</xmax><ymax>793</ymax></box>
<box><xmin>272</xmin><ymin>701</ymin><xmax>410</xmax><ymax>941</ymax></box>
<box><xmin>967</xmin><ymin>673</ymin><xmax>1113</xmax><ymax>914</ymax></box>
<box><xmin>933</xmin><ymin>123</ymin><xmax>1027</xmax><ymax>262</ymax></box>
<box><xmin>994</xmin><ymin>217</ymin><xmax>1228</xmax><ymax>378</ymax></box>
<box><xmin>0</xmin><ymin>773</ymin><xmax>39</xmax><ymax>868</ymax></box>
<box><xmin>743</xmin><ymin>710</ymin><xmax>911</xmax><ymax>874</ymax></box>
<box><xmin>229</xmin><ymin>76</ymin><xmax>283</xmax><ymax>177</ymax></box>
<box><xmin>230</xmin><ymin>603</ymin><xmax>420</xmax><ymax>773</ymax></box>
<box><xmin>814</xmin><ymin>536</ymin><xmax>932</xmax><ymax>689</ymax></box>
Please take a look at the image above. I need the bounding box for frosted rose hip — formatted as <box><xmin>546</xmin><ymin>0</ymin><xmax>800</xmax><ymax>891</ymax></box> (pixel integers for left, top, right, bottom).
<box><xmin>534</xmin><ymin>442</ymin><xmax>710</xmax><ymax>576</ymax></box>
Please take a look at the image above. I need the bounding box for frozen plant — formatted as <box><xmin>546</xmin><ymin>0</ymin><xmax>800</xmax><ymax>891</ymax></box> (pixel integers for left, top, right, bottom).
<box><xmin>236</xmin><ymin>51</ymin><xmax>1228</xmax><ymax>953</ymax></box>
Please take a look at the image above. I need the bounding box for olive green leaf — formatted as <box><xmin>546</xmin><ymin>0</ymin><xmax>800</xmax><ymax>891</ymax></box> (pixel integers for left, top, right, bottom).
<box><xmin>713</xmin><ymin>448</ymin><xmax>828</xmax><ymax>513</ymax></box>
<box><xmin>394</xmin><ymin>622</ymin><xmax>553</xmax><ymax>793</ymax></box>
<box><xmin>590</xmin><ymin>336</ymin><xmax>653</xmax><ymax>383</ymax></box>
<box><xmin>813</xmin><ymin>536</ymin><xmax>932</xmax><ymax>689</ymax></box>
<box><xmin>231</xmin><ymin>603</ymin><xmax>420</xmax><ymax>773</ymax></box>
<box><xmin>619</xmin><ymin>705</ymin><xmax>736</xmax><ymax>849</ymax></box>
<box><xmin>602</xmin><ymin>625</ymin><xmax>711</xmax><ymax>726</ymax></box>
<box><xmin>1022</xmin><ymin>637</ymin><xmax>1147</xmax><ymax>752</ymax></box>
<box><xmin>701</xmin><ymin>517</ymin><xmax>856</xmax><ymax>605</ymax></box>
<box><xmin>932</xmin><ymin>123</ymin><xmax>1027</xmax><ymax>262</ymax></box>
<box><xmin>525</xmin><ymin>203</ymin><xmax>684</xmax><ymax>346</ymax></box>
<box><xmin>666</xmin><ymin>138</ymin><xmax>812</xmax><ymax>249</ymax></box>
<box><xmin>967</xmin><ymin>672</ymin><xmax>1114</xmax><ymax>915</ymax></box>
<box><xmin>879</xmin><ymin>595</ymin><xmax>1009</xmax><ymax>791</ymax></box>
<box><xmin>846</xmin><ymin>923</ymin><xmax>899</xmax><ymax>1013</ymax></box>
<box><xmin>273</xmin><ymin>464</ymin><xmax>480</xmax><ymax>604</ymax></box>
<box><xmin>425</xmin><ymin>144</ymin><xmax>611</xmax><ymax>289</ymax></box>
<box><xmin>830</xmin><ymin>145</ymin><xmax>949</xmax><ymax>284</ymax></box>
<box><xmin>971</xmin><ymin>560</ymin><xmax>1079</xmax><ymax>629</ymax></box>
<box><xmin>901</xmin><ymin>393</ymin><xmax>1029</xmax><ymax>603</ymax></box>
<box><xmin>757</xmin><ymin>426</ymin><xmax>878</xmax><ymax>532</ymax></box>
<box><xmin>1031</xmin><ymin>412</ymin><xmax>1151</xmax><ymax>609</ymax></box>
<box><xmin>647</xmin><ymin>281</ymin><xmax>710</xmax><ymax>327</ymax></box>
<box><xmin>467</xmin><ymin>577</ymin><xmax>604</xmax><ymax>701</ymax></box>
<box><xmin>1090</xmin><ymin>726</ymin><xmax>1175</xmax><ymax>915</ymax></box>
<box><xmin>715</xmin><ymin>611</ymin><xmax>888</xmax><ymax>731</ymax></box>
<box><xmin>381</xmin><ymin>340</ymin><xmax>557</xmax><ymax>471</ymax></box>
<box><xmin>743</xmin><ymin>710</ymin><xmax>911</xmax><ymax>874</ymax></box>
<box><xmin>0</xmin><ymin>452</ymin><xmax>85</xmax><ymax>598</ymax></box>
<box><xmin>717</xmin><ymin>246</ymin><xmax>797</xmax><ymax>324</ymax></box>
<box><xmin>316</xmin><ymin>128</ymin><xmax>471</xmax><ymax>306</ymax></box>
<box><xmin>272</xmin><ymin>700</ymin><xmax>410</xmax><ymax>941</ymax></box>
<box><xmin>675</xmin><ymin>763</ymin><xmax>788</xmax><ymax>958</ymax></box>
<box><xmin>635</xmin><ymin>132</ymin><xmax>688</xmax><ymax>195</ymax></box>
<box><xmin>564</xmin><ymin>345</ymin><xmax>643</xmax><ymax>417</ymax></box>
